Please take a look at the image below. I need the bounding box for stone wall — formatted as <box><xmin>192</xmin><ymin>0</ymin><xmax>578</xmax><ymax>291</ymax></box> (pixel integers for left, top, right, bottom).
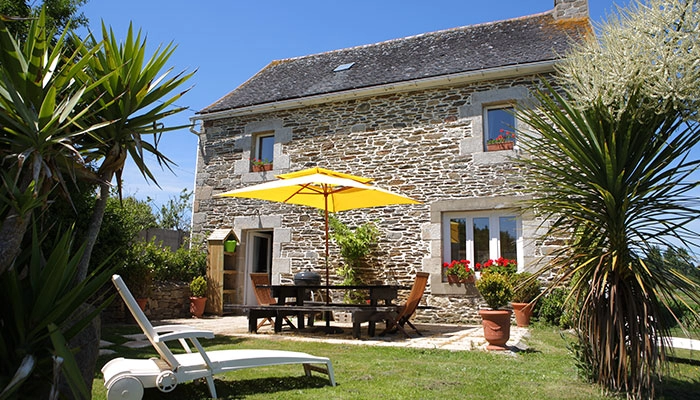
<box><xmin>193</xmin><ymin>74</ymin><xmax>553</xmax><ymax>324</ymax></box>
<box><xmin>103</xmin><ymin>281</ymin><xmax>192</xmax><ymax>323</ymax></box>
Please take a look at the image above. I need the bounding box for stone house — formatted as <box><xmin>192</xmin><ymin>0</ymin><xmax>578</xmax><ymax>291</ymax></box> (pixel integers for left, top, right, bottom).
<box><xmin>190</xmin><ymin>0</ymin><xmax>591</xmax><ymax>323</ymax></box>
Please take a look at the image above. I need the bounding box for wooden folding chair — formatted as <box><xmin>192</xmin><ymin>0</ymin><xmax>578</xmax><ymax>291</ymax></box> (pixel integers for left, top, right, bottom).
<box><xmin>249</xmin><ymin>273</ymin><xmax>297</xmax><ymax>330</ymax></box>
<box><xmin>382</xmin><ymin>272</ymin><xmax>430</xmax><ymax>337</ymax></box>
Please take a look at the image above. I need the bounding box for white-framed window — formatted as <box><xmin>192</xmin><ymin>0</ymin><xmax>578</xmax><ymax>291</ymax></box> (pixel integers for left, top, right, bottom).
<box><xmin>484</xmin><ymin>105</ymin><xmax>516</xmax><ymax>151</ymax></box>
<box><xmin>442</xmin><ymin>211</ymin><xmax>522</xmax><ymax>280</ymax></box>
<box><xmin>253</xmin><ymin>132</ymin><xmax>274</xmax><ymax>166</ymax></box>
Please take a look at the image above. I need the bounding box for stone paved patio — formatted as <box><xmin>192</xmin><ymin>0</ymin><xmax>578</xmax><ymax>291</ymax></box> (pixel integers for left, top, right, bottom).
<box><xmin>130</xmin><ymin>315</ymin><xmax>531</xmax><ymax>353</ymax></box>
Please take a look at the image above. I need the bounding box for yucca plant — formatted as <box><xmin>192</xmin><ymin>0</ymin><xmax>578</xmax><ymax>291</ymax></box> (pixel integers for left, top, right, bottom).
<box><xmin>73</xmin><ymin>22</ymin><xmax>195</xmax><ymax>281</ymax></box>
<box><xmin>517</xmin><ymin>83</ymin><xmax>700</xmax><ymax>398</ymax></box>
<box><xmin>0</xmin><ymin>225</ymin><xmax>115</xmax><ymax>399</ymax></box>
<box><xmin>517</xmin><ymin>2</ymin><xmax>700</xmax><ymax>396</ymax></box>
<box><xmin>0</xmin><ymin>9</ymin><xmax>109</xmax><ymax>277</ymax></box>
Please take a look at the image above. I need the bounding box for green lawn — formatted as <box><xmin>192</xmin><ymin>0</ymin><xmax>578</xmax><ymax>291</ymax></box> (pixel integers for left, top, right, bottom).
<box><xmin>94</xmin><ymin>324</ymin><xmax>700</xmax><ymax>399</ymax></box>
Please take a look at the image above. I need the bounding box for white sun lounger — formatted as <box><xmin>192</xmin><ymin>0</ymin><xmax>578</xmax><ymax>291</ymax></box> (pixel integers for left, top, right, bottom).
<box><xmin>102</xmin><ymin>274</ymin><xmax>335</xmax><ymax>399</ymax></box>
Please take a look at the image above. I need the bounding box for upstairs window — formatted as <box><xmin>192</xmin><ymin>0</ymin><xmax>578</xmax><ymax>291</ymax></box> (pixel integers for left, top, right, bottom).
<box><xmin>253</xmin><ymin>133</ymin><xmax>274</xmax><ymax>169</ymax></box>
<box><xmin>485</xmin><ymin>106</ymin><xmax>516</xmax><ymax>151</ymax></box>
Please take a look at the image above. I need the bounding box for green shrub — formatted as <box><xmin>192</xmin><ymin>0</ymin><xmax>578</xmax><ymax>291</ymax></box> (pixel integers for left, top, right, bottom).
<box><xmin>475</xmin><ymin>272</ymin><xmax>513</xmax><ymax>309</ymax></box>
<box><xmin>122</xmin><ymin>239</ymin><xmax>208</xmax><ymax>297</ymax></box>
<box><xmin>190</xmin><ymin>276</ymin><xmax>208</xmax><ymax>297</ymax></box>
<box><xmin>537</xmin><ymin>287</ymin><xmax>575</xmax><ymax>328</ymax></box>
<box><xmin>510</xmin><ymin>272</ymin><xmax>542</xmax><ymax>303</ymax></box>
<box><xmin>155</xmin><ymin>243</ymin><xmax>207</xmax><ymax>282</ymax></box>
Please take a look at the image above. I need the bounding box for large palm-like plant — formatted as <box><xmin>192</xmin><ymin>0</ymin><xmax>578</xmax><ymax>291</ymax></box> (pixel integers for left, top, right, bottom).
<box><xmin>74</xmin><ymin>23</ymin><xmax>195</xmax><ymax>280</ymax></box>
<box><xmin>0</xmin><ymin>9</ymin><xmax>108</xmax><ymax>276</ymax></box>
<box><xmin>517</xmin><ymin>84</ymin><xmax>700</xmax><ymax>398</ymax></box>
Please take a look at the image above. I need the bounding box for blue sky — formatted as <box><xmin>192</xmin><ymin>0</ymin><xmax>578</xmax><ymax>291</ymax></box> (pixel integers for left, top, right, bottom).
<box><xmin>78</xmin><ymin>0</ymin><xmax>628</xmax><ymax>208</ymax></box>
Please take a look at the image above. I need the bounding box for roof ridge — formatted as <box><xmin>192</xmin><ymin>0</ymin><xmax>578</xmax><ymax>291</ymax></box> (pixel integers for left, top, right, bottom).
<box><xmin>270</xmin><ymin>10</ymin><xmax>556</xmax><ymax>66</ymax></box>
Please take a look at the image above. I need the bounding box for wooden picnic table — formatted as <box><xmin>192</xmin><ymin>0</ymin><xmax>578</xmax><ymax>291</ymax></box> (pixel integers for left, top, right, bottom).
<box><xmin>264</xmin><ymin>284</ymin><xmax>406</xmax><ymax>306</ymax></box>
<box><xmin>244</xmin><ymin>284</ymin><xmax>409</xmax><ymax>338</ymax></box>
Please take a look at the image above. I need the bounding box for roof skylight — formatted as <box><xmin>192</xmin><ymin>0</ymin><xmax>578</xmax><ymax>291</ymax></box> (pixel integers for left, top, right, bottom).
<box><xmin>333</xmin><ymin>62</ymin><xmax>355</xmax><ymax>72</ymax></box>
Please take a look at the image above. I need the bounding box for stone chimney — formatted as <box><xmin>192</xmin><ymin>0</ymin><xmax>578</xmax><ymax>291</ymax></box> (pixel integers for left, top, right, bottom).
<box><xmin>553</xmin><ymin>0</ymin><xmax>589</xmax><ymax>20</ymax></box>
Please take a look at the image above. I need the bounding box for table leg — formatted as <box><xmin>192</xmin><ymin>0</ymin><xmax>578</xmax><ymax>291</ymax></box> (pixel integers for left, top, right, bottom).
<box><xmin>248</xmin><ymin>312</ymin><xmax>258</xmax><ymax>333</ymax></box>
<box><xmin>353</xmin><ymin>322</ymin><xmax>361</xmax><ymax>339</ymax></box>
<box><xmin>274</xmin><ymin>311</ymin><xmax>284</xmax><ymax>332</ymax></box>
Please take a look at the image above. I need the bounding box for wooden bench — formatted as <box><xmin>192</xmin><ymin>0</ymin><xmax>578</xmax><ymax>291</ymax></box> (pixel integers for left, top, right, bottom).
<box><xmin>230</xmin><ymin>304</ymin><xmax>399</xmax><ymax>339</ymax></box>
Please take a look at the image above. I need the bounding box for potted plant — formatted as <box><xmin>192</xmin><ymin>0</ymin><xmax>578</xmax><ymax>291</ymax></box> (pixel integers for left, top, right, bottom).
<box><xmin>475</xmin><ymin>257</ymin><xmax>517</xmax><ymax>277</ymax></box>
<box><xmin>510</xmin><ymin>272</ymin><xmax>541</xmax><ymax>327</ymax></box>
<box><xmin>486</xmin><ymin>129</ymin><xmax>516</xmax><ymax>151</ymax></box>
<box><xmin>189</xmin><ymin>276</ymin><xmax>208</xmax><ymax>318</ymax></box>
<box><xmin>475</xmin><ymin>271</ymin><xmax>514</xmax><ymax>350</ymax></box>
<box><xmin>443</xmin><ymin>259</ymin><xmax>475</xmax><ymax>284</ymax></box>
<box><xmin>250</xmin><ymin>158</ymin><xmax>273</xmax><ymax>172</ymax></box>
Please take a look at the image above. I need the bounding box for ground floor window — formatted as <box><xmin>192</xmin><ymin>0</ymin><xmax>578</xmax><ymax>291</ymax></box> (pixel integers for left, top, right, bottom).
<box><xmin>442</xmin><ymin>211</ymin><xmax>522</xmax><ymax>281</ymax></box>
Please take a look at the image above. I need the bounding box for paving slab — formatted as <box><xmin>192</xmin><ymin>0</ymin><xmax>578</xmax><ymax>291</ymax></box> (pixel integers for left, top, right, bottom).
<box><xmin>153</xmin><ymin>315</ymin><xmax>529</xmax><ymax>353</ymax></box>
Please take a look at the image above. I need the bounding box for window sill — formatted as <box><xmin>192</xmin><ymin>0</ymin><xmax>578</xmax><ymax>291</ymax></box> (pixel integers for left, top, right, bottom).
<box><xmin>486</xmin><ymin>142</ymin><xmax>514</xmax><ymax>152</ymax></box>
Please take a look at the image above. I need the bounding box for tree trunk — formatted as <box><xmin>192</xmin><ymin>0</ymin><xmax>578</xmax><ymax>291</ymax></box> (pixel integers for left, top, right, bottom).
<box><xmin>75</xmin><ymin>179</ymin><xmax>110</xmax><ymax>283</ymax></box>
<box><xmin>58</xmin><ymin>303</ymin><xmax>101</xmax><ymax>399</ymax></box>
<box><xmin>0</xmin><ymin>208</ymin><xmax>32</xmax><ymax>276</ymax></box>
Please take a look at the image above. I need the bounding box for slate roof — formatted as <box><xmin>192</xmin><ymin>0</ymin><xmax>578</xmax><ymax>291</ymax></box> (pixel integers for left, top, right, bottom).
<box><xmin>199</xmin><ymin>12</ymin><xmax>590</xmax><ymax>115</ymax></box>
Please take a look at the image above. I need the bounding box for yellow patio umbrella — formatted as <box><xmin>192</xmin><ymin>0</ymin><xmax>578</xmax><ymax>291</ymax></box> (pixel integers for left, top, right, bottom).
<box><xmin>214</xmin><ymin>167</ymin><xmax>420</xmax><ymax>297</ymax></box>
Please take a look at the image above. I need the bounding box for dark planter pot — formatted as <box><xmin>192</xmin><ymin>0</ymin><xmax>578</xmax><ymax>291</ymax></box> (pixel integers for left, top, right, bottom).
<box><xmin>447</xmin><ymin>274</ymin><xmax>459</xmax><ymax>284</ymax></box>
<box><xmin>479</xmin><ymin>309</ymin><xmax>512</xmax><ymax>350</ymax></box>
<box><xmin>511</xmin><ymin>302</ymin><xmax>535</xmax><ymax>327</ymax></box>
<box><xmin>190</xmin><ymin>297</ymin><xmax>207</xmax><ymax>318</ymax></box>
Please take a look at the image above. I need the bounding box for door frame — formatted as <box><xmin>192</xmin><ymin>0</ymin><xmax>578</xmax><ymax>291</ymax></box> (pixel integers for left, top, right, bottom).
<box><xmin>243</xmin><ymin>230</ymin><xmax>273</xmax><ymax>305</ymax></box>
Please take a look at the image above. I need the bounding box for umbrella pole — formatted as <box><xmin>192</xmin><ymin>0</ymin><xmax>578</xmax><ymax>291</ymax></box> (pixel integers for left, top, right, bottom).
<box><xmin>324</xmin><ymin>196</ymin><xmax>331</xmax><ymax>328</ymax></box>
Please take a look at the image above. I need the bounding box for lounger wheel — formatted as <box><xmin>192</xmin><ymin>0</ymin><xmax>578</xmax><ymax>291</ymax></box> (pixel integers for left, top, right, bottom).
<box><xmin>107</xmin><ymin>376</ymin><xmax>144</xmax><ymax>400</ymax></box>
<box><xmin>156</xmin><ymin>371</ymin><xmax>178</xmax><ymax>392</ymax></box>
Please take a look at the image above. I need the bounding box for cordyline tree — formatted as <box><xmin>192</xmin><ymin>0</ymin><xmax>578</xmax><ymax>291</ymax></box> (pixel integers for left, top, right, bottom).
<box><xmin>74</xmin><ymin>22</ymin><xmax>194</xmax><ymax>282</ymax></box>
<box><xmin>0</xmin><ymin>8</ymin><xmax>194</xmax><ymax>398</ymax></box>
<box><xmin>0</xmin><ymin>11</ymin><xmax>112</xmax><ymax>399</ymax></box>
<box><xmin>517</xmin><ymin>0</ymin><xmax>700</xmax><ymax>398</ymax></box>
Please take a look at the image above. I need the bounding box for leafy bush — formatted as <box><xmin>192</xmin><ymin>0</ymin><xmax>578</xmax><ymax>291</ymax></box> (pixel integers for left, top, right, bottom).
<box><xmin>329</xmin><ymin>215</ymin><xmax>379</xmax><ymax>303</ymax></box>
<box><xmin>121</xmin><ymin>239</ymin><xmax>208</xmax><ymax>295</ymax></box>
<box><xmin>475</xmin><ymin>272</ymin><xmax>513</xmax><ymax>310</ymax></box>
<box><xmin>537</xmin><ymin>287</ymin><xmax>575</xmax><ymax>329</ymax></box>
<box><xmin>155</xmin><ymin>242</ymin><xmax>207</xmax><ymax>282</ymax></box>
<box><xmin>510</xmin><ymin>272</ymin><xmax>542</xmax><ymax>303</ymax></box>
<box><xmin>190</xmin><ymin>276</ymin><xmax>208</xmax><ymax>297</ymax></box>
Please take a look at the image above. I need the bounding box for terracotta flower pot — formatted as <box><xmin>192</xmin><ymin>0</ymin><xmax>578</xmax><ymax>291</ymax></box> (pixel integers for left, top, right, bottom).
<box><xmin>190</xmin><ymin>297</ymin><xmax>207</xmax><ymax>318</ymax></box>
<box><xmin>479</xmin><ymin>309</ymin><xmax>512</xmax><ymax>350</ymax></box>
<box><xmin>136</xmin><ymin>298</ymin><xmax>148</xmax><ymax>311</ymax></box>
<box><xmin>511</xmin><ymin>302</ymin><xmax>535</xmax><ymax>327</ymax></box>
<box><xmin>252</xmin><ymin>164</ymin><xmax>273</xmax><ymax>172</ymax></box>
<box><xmin>486</xmin><ymin>141</ymin><xmax>514</xmax><ymax>151</ymax></box>
<box><xmin>447</xmin><ymin>274</ymin><xmax>459</xmax><ymax>284</ymax></box>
